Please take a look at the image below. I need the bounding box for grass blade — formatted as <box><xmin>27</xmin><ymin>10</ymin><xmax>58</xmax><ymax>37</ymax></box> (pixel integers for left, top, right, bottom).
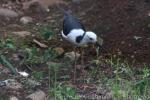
<box><xmin>0</xmin><ymin>55</ymin><xmax>17</xmax><ymax>75</ymax></box>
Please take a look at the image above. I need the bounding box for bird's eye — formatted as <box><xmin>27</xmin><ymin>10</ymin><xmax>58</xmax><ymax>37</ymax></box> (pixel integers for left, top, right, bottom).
<box><xmin>89</xmin><ymin>38</ymin><xmax>93</xmax><ymax>40</ymax></box>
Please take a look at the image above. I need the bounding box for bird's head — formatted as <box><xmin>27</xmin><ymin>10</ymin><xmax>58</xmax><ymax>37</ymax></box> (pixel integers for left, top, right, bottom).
<box><xmin>85</xmin><ymin>31</ymin><xmax>97</xmax><ymax>44</ymax></box>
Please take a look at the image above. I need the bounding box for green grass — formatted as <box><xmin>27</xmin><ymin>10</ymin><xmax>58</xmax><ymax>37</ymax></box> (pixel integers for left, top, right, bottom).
<box><xmin>105</xmin><ymin>57</ymin><xmax>150</xmax><ymax>100</ymax></box>
<box><xmin>47</xmin><ymin>61</ymin><xmax>80</xmax><ymax>100</ymax></box>
<box><xmin>0</xmin><ymin>25</ymin><xmax>150</xmax><ymax>100</ymax></box>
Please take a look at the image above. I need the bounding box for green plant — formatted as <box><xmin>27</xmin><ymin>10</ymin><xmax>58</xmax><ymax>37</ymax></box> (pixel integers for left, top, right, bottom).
<box><xmin>32</xmin><ymin>71</ymin><xmax>44</xmax><ymax>80</ymax></box>
<box><xmin>0</xmin><ymin>54</ymin><xmax>17</xmax><ymax>75</ymax></box>
<box><xmin>43</xmin><ymin>48</ymin><xmax>58</xmax><ymax>62</ymax></box>
<box><xmin>0</xmin><ymin>38</ymin><xmax>16</xmax><ymax>50</ymax></box>
<box><xmin>133</xmin><ymin>67</ymin><xmax>150</xmax><ymax>99</ymax></box>
<box><xmin>89</xmin><ymin>47</ymin><xmax>103</xmax><ymax>79</ymax></box>
<box><xmin>106</xmin><ymin>58</ymin><xmax>150</xmax><ymax>100</ymax></box>
<box><xmin>48</xmin><ymin>83</ymin><xmax>80</xmax><ymax>100</ymax></box>
<box><xmin>38</xmin><ymin>25</ymin><xmax>54</xmax><ymax>40</ymax></box>
<box><xmin>47</xmin><ymin>62</ymin><xmax>60</xmax><ymax>89</ymax></box>
<box><xmin>47</xmin><ymin>62</ymin><xmax>80</xmax><ymax>100</ymax></box>
<box><xmin>90</xmin><ymin>59</ymin><xmax>101</xmax><ymax>79</ymax></box>
<box><xmin>56</xmin><ymin>85</ymin><xmax>80</xmax><ymax>100</ymax></box>
<box><xmin>23</xmin><ymin>47</ymin><xmax>42</xmax><ymax>64</ymax></box>
<box><xmin>5</xmin><ymin>38</ymin><xmax>16</xmax><ymax>50</ymax></box>
<box><xmin>22</xmin><ymin>47</ymin><xmax>58</xmax><ymax>65</ymax></box>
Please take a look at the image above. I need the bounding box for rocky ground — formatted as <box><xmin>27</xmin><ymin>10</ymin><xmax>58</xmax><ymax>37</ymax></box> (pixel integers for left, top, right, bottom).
<box><xmin>0</xmin><ymin>0</ymin><xmax>150</xmax><ymax>100</ymax></box>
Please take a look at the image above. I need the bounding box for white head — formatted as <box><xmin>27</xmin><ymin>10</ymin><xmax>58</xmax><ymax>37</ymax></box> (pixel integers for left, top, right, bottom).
<box><xmin>84</xmin><ymin>31</ymin><xmax>97</xmax><ymax>44</ymax></box>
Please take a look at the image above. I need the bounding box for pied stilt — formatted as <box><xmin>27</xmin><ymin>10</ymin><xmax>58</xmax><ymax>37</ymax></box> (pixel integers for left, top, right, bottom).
<box><xmin>61</xmin><ymin>10</ymin><xmax>98</xmax><ymax>82</ymax></box>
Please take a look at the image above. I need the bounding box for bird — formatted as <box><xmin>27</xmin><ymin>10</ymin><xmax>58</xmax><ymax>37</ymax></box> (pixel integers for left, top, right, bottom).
<box><xmin>61</xmin><ymin>13</ymin><xmax>97</xmax><ymax>46</ymax></box>
<box><xmin>60</xmin><ymin>9</ymin><xmax>98</xmax><ymax>83</ymax></box>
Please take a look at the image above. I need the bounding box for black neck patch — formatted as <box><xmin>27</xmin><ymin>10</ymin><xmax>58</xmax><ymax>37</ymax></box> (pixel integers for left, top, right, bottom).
<box><xmin>76</xmin><ymin>35</ymin><xmax>83</xmax><ymax>43</ymax></box>
<box><xmin>76</xmin><ymin>32</ymin><xmax>86</xmax><ymax>43</ymax></box>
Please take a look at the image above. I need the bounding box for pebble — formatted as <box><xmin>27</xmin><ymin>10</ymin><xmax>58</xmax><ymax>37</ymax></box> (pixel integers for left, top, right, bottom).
<box><xmin>26</xmin><ymin>90</ymin><xmax>46</xmax><ymax>100</ymax></box>
<box><xmin>9</xmin><ymin>96</ymin><xmax>18</xmax><ymax>100</ymax></box>
<box><xmin>133</xmin><ymin>36</ymin><xmax>142</xmax><ymax>40</ymax></box>
<box><xmin>54</xmin><ymin>47</ymin><xmax>64</xmax><ymax>55</ymax></box>
<box><xmin>0</xmin><ymin>8</ymin><xmax>18</xmax><ymax>17</ymax></box>
<box><xmin>64</xmin><ymin>51</ymin><xmax>80</xmax><ymax>61</ymax></box>
<box><xmin>20</xmin><ymin>16</ymin><xmax>33</xmax><ymax>24</ymax></box>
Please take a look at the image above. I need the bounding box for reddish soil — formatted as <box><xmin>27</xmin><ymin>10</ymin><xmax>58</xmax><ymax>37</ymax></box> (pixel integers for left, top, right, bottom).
<box><xmin>67</xmin><ymin>0</ymin><xmax>150</xmax><ymax>64</ymax></box>
<box><xmin>1</xmin><ymin>0</ymin><xmax>150</xmax><ymax>65</ymax></box>
<box><xmin>0</xmin><ymin>0</ymin><xmax>149</xmax><ymax>99</ymax></box>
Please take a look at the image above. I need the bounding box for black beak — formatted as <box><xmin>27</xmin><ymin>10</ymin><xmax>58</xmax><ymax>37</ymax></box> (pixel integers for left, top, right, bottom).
<box><xmin>95</xmin><ymin>42</ymin><xmax>101</xmax><ymax>47</ymax></box>
<box><xmin>95</xmin><ymin>42</ymin><xmax>105</xmax><ymax>51</ymax></box>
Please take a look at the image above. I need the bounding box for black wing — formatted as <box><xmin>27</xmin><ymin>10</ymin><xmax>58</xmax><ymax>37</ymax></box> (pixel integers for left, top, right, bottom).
<box><xmin>63</xmin><ymin>13</ymin><xmax>86</xmax><ymax>36</ymax></box>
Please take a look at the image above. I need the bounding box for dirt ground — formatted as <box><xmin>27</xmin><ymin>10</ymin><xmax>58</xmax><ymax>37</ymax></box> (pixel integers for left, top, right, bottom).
<box><xmin>0</xmin><ymin>0</ymin><xmax>150</xmax><ymax>99</ymax></box>
<box><xmin>0</xmin><ymin>0</ymin><xmax>150</xmax><ymax>65</ymax></box>
<box><xmin>69</xmin><ymin>0</ymin><xmax>150</xmax><ymax>65</ymax></box>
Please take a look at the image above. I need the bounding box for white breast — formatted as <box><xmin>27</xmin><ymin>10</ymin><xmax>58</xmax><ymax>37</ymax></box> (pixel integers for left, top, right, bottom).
<box><xmin>62</xmin><ymin>29</ymin><xmax>85</xmax><ymax>46</ymax></box>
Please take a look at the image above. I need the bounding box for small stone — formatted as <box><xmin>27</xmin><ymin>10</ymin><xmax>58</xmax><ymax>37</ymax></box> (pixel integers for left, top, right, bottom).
<box><xmin>134</xmin><ymin>51</ymin><xmax>137</xmax><ymax>54</ymax></box>
<box><xmin>9</xmin><ymin>96</ymin><xmax>18</xmax><ymax>100</ymax></box>
<box><xmin>128</xmin><ymin>44</ymin><xmax>132</xmax><ymax>47</ymax></box>
<box><xmin>131</xmin><ymin>55</ymin><xmax>134</xmax><ymax>58</ymax></box>
<box><xmin>121</xmin><ymin>41</ymin><xmax>125</xmax><ymax>44</ymax></box>
<box><xmin>20</xmin><ymin>16</ymin><xmax>33</xmax><ymax>24</ymax></box>
<box><xmin>26</xmin><ymin>90</ymin><xmax>46</xmax><ymax>100</ymax></box>
<box><xmin>64</xmin><ymin>51</ymin><xmax>80</xmax><ymax>61</ymax></box>
<box><xmin>54</xmin><ymin>47</ymin><xmax>64</xmax><ymax>55</ymax></box>
<box><xmin>133</xmin><ymin>36</ymin><xmax>142</xmax><ymax>40</ymax></box>
<box><xmin>148</xmin><ymin>13</ymin><xmax>150</xmax><ymax>17</ymax></box>
<box><xmin>0</xmin><ymin>8</ymin><xmax>18</xmax><ymax>17</ymax></box>
<box><xmin>46</xmin><ymin>8</ymin><xmax>50</xmax><ymax>12</ymax></box>
<box><xmin>36</xmin><ymin>23</ymin><xmax>40</xmax><ymax>26</ymax></box>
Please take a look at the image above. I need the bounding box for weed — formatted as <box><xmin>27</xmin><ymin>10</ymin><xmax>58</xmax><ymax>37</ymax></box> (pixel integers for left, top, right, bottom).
<box><xmin>47</xmin><ymin>61</ymin><xmax>80</xmax><ymax>100</ymax></box>
<box><xmin>0</xmin><ymin>38</ymin><xmax>16</xmax><ymax>51</ymax></box>
<box><xmin>32</xmin><ymin>71</ymin><xmax>44</xmax><ymax>80</ymax></box>
<box><xmin>21</xmin><ymin>47</ymin><xmax>58</xmax><ymax>65</ymax></box>
<box><xmin>48</xmin><ymin>83</ymin><xmax>80</xmax><ymax>100</ymax></box>
<box><xmin>0</xmin><ymin>54</ymin><xmax>17</xmax><ymax>75</ymax></box>
<box><xmin>105</xmin><ymin>57</ymin><xmax>150</xmax><ymax>100</ymax></box>
<box><xmin>39</xmin><ymin>26</ymin><xmax>54</xmax><ymax>40</ymax></box>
